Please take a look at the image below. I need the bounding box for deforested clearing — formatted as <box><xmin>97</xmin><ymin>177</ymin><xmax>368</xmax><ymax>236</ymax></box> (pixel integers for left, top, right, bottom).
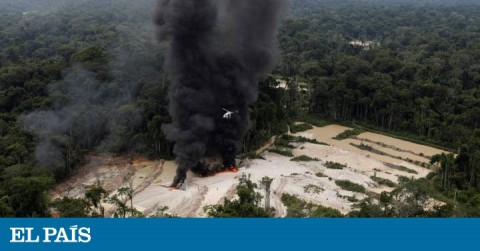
<box><xmin>53</xmin><ymin>124</ymin><xmax>448</xmax><ymax>217</ymax></box>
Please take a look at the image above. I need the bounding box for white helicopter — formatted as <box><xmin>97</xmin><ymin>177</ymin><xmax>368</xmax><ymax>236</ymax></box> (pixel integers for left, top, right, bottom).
<box><xmin>222</xmin><ymin>108</ymin><xmax>238</xmax><ymax>120</ymax></box>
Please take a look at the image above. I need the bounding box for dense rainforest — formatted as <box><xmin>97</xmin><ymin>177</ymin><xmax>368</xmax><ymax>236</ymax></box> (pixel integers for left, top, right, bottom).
<box><xmin>1</xmin><ymin>0</ymin><xmax>480</xmax><ymax>217</ymax></box>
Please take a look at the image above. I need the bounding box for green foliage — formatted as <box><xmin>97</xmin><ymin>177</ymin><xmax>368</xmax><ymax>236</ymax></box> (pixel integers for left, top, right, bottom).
<box><xmin>385</xmin><ymin>163</ymin><xmax>418</xmax><ymax>174</ymax></box>
<box><xmin>324</xmin><ymin>161</ymin><xmax>346</xmax><ymax>170</ymax></box>
<box><xmin>84</xmin><ymin>183</ymin><xmax>107</xmax><ymax>217</ymax></box>
<box><xmin>290</xmin><ymin>123</ymin><xmax>313</xmax><ymax>133</ymax></box>
<box><xmin>349</xmin><ymin>179</ymin><xmax>455</xmax><ymax>218</ymax></box>
<box><xmin>70</xmin><ymin>46</ymin><xmax>108</xmax><ymax>77</ymax></box>
<box><xmin>50</xmin><ymin>197</ymin><xmax>91</xmax><ymax>217</ymax></box>
<box><xmin>0</xmin><ymin>196</ymin><xmax>15</xmax><ymax>217</ymax></box>
<box><xmin>335</xmin><ymin>180</ymin><xmax>367</xmax><ymax>193</ymax></box>
<box><xmin>430</xmin><ymin>153</ymin><xmax>457</xmax><ymax>190</ymax></box>
<box><xmin>260</xmin><ymin>176</ymin><xmax>274</xmax><ymax>211</ymax></box>
<box><xmin>277</xmin><ymin>134</ymin><xmax>328</xmax><ymax>146</ymax></box>
<box><xmin>2</xmin><ymin>0</ymin><xmax>480</xmax><ymax>218</ymax></box>
<box><xmin>282</xmin><ymin>1</ymin><xmax>480</xmax><ymax>218</ymax></box>
<box><xmin>391</xmin><ymin>178</ymin><xmax>433</xmax><ymax>217</ymax></box>
<box><xmin>243</xmin><ymin>77</ymin><xmax>290</xmax><ymax>153</ymax></box>
<box><xmin>204</xmin><ymin>174</ymin><xmax>272</xmax><ymax>217</ymax></box>
<box><xmin>0</xmin><ymin>1</ymin><xmax>176</xmax><ymax>216</ymax></box>
<box><xmin>346</xmin><ymin>196</ymin><xmax>359</xmax><ymax>203</ymax></box>
<box><xmin>285</xmin><ymin>1</ymin><xmax>480</xmax><ymax>152</ymax></box>
<box><xmin>371</xmin><ymin>176</ymin><xmax>397</xmax><ymax>188</ymax></box>
<box><xmin>426</xmin><ymin>172</ymin><xmax>437</xmax><ymax>180</ymax></box>
<box><xmin>274</xmin><ymin>136</ymin><xmax>295</xmax><ymax>148</ymax></box>
<box><xmin>105</xmin><ymin>180</ymin><xmax>143</xmax><ymax>218</ymax></box>
<box><xmin>51</xmin><ymin>182</ymin><xmax>146</xmax><ymax>218</ymax></box>
<box><xmin>303</xmin><ymin>184</ymin><xmax>324</xmax><ymax>194</ymax></box>
<box><xmin>281</xmin><ymin>193</ymin><xmax>343</xmax><ymax>218</ymax></box>
<box><xmin>105</xmin><ymin>196</ymin><xmax>143</xmax><ymax>218</ymax></box>
<box><xmin>333</xmin><ymin>128</ymin><xmax>363</xmax><ymax>140</ymax></box>
<box><xmin>315</xmin><ymin>172</ymin><xmax>327</xmax><ymax>178</ymax></box>
<box><xmin>351</xmin><ymin>143</ymin><xmax>374</xmax><ymax>152</ymax></box>
<box><xmin>291</xmin><ymin>155</ymin><xmax>319</xmax><ymax>162</ymax></box>
<box><xmin>153</xmin><ymin>206</ymin><xmax>177</xmax><ymax>218</ymax></box>
<box><xmin>295</xmin><ymin>136</ymin><xmax>328</xmax><ymax>146</ymax></box>
<box><xmin>0</xmin><ymin>1</ymin><xmax>294</xmax><ymax>217</ymax></box>
<box><xmin>311</xmin><ymin>205</ymin><xmax>343</xmax><ymax>218</ymax></box>
<box><xmin>5</xmin><ymin>176</ymin><xmax>55</xmax><ymax>217</ymax></box>
<box><xmin>304</xmin><ymin>117</ymin><xmax>330</xmax><ymax>127</ymax></box>
<box><xmin>268</xmin><ymin>147</ymin><xmax>294</xmax><ymax>157</ymax></box>
<box><xmin>348</xmin><ymin>198</ymin><xmax>384</xmax><ymax>217</ymax></box>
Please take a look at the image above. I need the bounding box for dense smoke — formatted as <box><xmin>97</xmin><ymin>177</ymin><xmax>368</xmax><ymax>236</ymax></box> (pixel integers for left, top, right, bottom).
<box><xmin>19</xmin><ymin>3</ymin><xmax>163</xmax><ymax>171</ymax></box>
<box><xmin>154</xmin><ymin>0</ymin><xmax>287</xmax><ymax>186</ymax></box>
<box><xmin>20</xmin><ymin>66</ymin><xmax>142</xmax><ymax>170</ymax></box>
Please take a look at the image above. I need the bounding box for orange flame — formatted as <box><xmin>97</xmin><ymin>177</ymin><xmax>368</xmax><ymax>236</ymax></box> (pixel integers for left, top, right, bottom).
<box><xmin>210</xmin><ymin>165</ymin><xmax>239</xmax><ymax>176</ymax></box>
<box><xmin>168</xmin><ymin>185</ymin><xmax>179</xmax><ymax>190</ymax></box>
<box><xmin>225</xmin><ymin>165</ymin><xmax>238</xmax><ymax>173</ymax></box>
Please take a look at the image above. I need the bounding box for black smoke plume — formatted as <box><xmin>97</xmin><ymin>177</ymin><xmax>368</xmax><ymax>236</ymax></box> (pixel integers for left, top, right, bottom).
<box><xmin>154</xmin><ymin>0</ymin><xmax>287</xmax><ymax>186</ymax></box>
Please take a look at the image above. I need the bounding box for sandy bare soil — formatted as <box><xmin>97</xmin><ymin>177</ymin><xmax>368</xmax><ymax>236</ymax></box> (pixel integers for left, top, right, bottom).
<box><xmin>52</xmin><ymin>124</ymin><xmax>448</xmax><ymax>217</ymax></box>
<box><xmin>131</xmin><ymin>153</ymin><xmax>368</xmax><ymax>216</ymax></box>
<box><xmin>295</xmin><ymin>125</ymin><xmax>436</xmax><ymax>177</ymax></box>
<box><xmin>357</xmin><ymin>132</ymin><xmax>448</xmax><ymax>157</ymax></box>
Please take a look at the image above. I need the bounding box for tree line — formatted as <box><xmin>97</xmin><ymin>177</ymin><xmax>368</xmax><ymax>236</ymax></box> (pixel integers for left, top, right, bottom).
<box><xmin>1</xmin><ymin>0</ymin><xmax>480</xmax><ymax>216</ymax></box>
<box><xmin>274</xmin><ymin>0</ymin><xmax>480</xmax><ymax>215</ymax></box>
<box><xmin>0</xmin><ymin>0</ymin><xmax>290</xmax><ymax>216</ymax></box>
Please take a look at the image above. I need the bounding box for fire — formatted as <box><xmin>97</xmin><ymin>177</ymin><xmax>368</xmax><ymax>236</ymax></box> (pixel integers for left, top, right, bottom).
<box><xmin>227</xmin><ymin>164</ymin><xmax>238</xmax><ymax>173</ymax></box>
<box><xmin>166</xmin><ymin>163</ymin><xmax>239</xmax><ymax>191</ymax></box>
<box><xmin>211</xmin><ymin>164</ymin><xmax>238</xmax><ymax>176</ymax></box>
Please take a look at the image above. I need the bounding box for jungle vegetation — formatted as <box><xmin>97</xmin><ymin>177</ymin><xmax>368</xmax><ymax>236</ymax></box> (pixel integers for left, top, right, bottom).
<box><xmin>1</xmin><ymin>0</ymin><xmax>480</xmax><ymax>216</ymax></box>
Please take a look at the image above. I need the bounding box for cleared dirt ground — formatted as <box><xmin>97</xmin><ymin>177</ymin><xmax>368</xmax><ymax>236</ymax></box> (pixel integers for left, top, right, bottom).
<box><xmin>52</xmin><ymin>124</ymin><xmax>448</xmax><ymax>217</ymax></box>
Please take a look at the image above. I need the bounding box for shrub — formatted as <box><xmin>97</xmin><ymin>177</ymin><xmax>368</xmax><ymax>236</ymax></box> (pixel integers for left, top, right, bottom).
<box><xmin>291</xmin><ymin>155</ymin><xmax>319</xmax><ymax>162</ymax></box>
<box><xmin>268</xmin><ymin>147</ymin><xmax>294</xmax><ymax>157</ymax></box>
<box><xmin>290</xmin><ymin>123</ymin><xmax>314</xmax><ymax>133</ymax></box>
<box><xmin>304</xmin><ymin>184</ymin><xmax>324</xmax><ymax>194</ymax></box>
<box><xmin>295</xmin><ymin>136</ymin><xmax>328</xmax><ymax>145</ymax></box>
<box><xmin>281</xmin><ymin>193</ymin><xmax>343</xmax><ymax>218</ymax></box>
<box><xmin>426</xmin><ymin>172</ymin><xmax>437</xmax><ymax>180</ymax></box>
<box><xmin>333</xmin><ymin>128</ymin><xmax>363</xmax><ymax>140</ymax></box>
<box><xmin>346</xmin><ymin>196</ymin><xmax>359</xmax><ymax>202</ymax></box>
<box><xmin>325</xmin><ymin>161</ymin><xmax>346</xmax><ymax>170</ymax></box>
<box><xmin>397</xmin><ymin>176</ymin><xmax>412</xmax><ymax>184</ymax></box>
<box><xmin>204</xmin><ymin>174</ymin><xmax>271</xmax><ymax>217</ymax></box>
<box><xmin>385</xmin><ymin>163</ymin><xmax>418</xmax><ymax>174</ymax></box>
<box><xmin>311</xmin><ymin>206</ymin><xmax>344</xmax><ymax>218</ymax></box>
<box><xmin>305</xmin><ymin>118</ymin><xmax>330</xmax><ymax>127</ymax></box>
<box><xmin>352</xmin><ymin>143</ymin><xmax>373</xmax><ymax>151</ymax></box>
<box><xmin>274</xmin><ymin>136</ymin><xmax>294</xmax><ymax>148</ymax></box>
<box><xmin>335</xmin><ymin>180</ymin><xmax>366</xmax><ymax>193</ymax></box>
<box><xmin>351</xmin><ymin>143</ymin><xmax>389</xmax><ymax>156</ymax></box>
<box><xmin>276</xmin><ymin>134</ymin><xmax>328</xmax><ymax>146</ymax></box>
<box><xmin>371</xmin><ymin>176</ymin><xmax>397</xmax><ymax>187</ymax></box>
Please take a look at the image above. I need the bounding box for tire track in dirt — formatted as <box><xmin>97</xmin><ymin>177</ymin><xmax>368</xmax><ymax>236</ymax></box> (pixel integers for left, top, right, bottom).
<box><xmin>108</xmin><ymin>160</ymin><xmax>165</xmax><ymax>217</ymax></box>
<box><xmin>133</xmin><ymin>160</ymin><xmax>165</xmax><ymax>196</ymax></box>
<box><xmin>272</xmin><ymin>178</ymin><xmax>288</xmax><ymax>217</ymax></box>
<box><xmin>184</xmin><ymin>186</ymin><xmax>209</xmax><ymax>217</ymax></box>
<box><xmin>215</xmin><ymin>182</ymin><xmax>238</xmax><ymax>206</ymax></box>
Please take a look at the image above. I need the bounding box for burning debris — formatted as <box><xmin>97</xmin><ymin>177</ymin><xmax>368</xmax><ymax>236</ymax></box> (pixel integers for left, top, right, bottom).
<box><xmin>191</xmin><ymin>159</ymin><xmax>238</xmax><ymax>178</ymax></box>
<box><xmin>154</xmin><ymin>0</ymin><xmax>287</xmax><ymax>188</ymax></box>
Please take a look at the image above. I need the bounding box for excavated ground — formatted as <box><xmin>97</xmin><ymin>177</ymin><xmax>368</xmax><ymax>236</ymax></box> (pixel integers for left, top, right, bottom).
<box><xmin>52</xmin><ymin>124</ymin><xmax>448</xmax><ymax>217</ymax></box>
